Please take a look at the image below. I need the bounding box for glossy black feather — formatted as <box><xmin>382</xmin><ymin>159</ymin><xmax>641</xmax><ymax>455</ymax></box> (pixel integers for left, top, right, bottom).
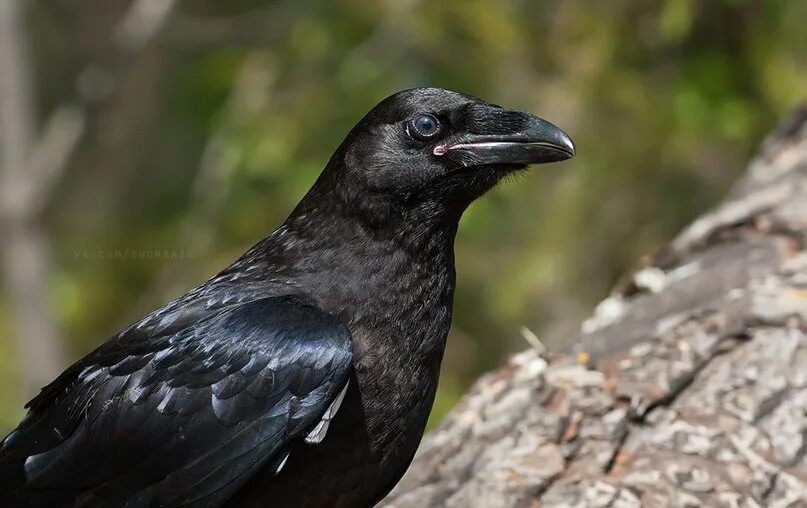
<box><xmin>0</xmin><ymin>297</ymin><xmax>352</xmax><ymax>507</ymax></box>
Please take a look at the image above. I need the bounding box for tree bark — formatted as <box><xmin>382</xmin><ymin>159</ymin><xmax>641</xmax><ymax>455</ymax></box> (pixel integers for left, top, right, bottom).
<box><xmin>382</xmin><ymin>108</ymin><xmax>807</xmax><ymax>507</ymax></box>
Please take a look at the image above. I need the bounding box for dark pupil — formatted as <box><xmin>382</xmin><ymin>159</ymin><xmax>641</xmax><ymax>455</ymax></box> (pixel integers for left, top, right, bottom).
<box><xmin>415</xmin><ymin>115</ymin><xmax>437</xmax><ymax>135</ymax></box>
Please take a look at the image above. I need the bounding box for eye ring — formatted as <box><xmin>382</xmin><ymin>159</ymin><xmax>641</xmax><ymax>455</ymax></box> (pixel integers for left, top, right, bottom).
<box><xmin>407</xmin><ymin>113</ymin><xmax>443</xmax><ymax>141</ymax></box>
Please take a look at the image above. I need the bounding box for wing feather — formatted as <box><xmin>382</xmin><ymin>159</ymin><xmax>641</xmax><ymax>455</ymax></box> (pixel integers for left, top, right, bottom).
<box><xmin>0</xmin><ymin>296</ymin><xmax>353</xmax><ymax>507</ymax></box>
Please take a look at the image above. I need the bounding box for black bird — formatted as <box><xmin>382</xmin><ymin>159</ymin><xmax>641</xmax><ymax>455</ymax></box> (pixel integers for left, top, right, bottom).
<box><xmin>0</xmin><ymin>88</ymin><xmax>574</xmax><ymax>507</ymax></box>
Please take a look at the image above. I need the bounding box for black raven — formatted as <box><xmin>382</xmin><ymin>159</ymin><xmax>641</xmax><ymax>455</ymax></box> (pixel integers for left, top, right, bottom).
<box><xmin>0</xmin><ymin>88</ymin><xmax>574</xmax><ymax>507</ymax></box>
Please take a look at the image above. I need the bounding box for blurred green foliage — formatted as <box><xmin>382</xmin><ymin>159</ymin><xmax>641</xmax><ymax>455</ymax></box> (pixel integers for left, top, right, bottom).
<box><xmin>1</xmin><ymin>0</ymin><xmax>805</xmax><ymax>432</ymax></box>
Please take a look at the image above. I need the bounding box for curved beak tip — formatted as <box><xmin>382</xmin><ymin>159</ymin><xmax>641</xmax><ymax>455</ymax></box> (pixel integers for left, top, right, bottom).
<box><xmin>558</xmin><ymin>131</ymin><xmax>576</xmax><ymax>159</ymax></box>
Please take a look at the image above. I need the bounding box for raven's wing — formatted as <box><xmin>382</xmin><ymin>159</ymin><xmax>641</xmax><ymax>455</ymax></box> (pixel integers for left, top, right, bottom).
<box><xmin>0</xmin><ymin>296</ymin><xmax>353</xmax><ymax>507</ymax></box>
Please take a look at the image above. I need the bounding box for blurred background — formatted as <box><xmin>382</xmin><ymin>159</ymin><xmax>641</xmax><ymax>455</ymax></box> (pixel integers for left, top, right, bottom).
<box><xmin>0</xmin><ymin>0</ymin><xmax>805</xmax><ymax>433</ymax></box>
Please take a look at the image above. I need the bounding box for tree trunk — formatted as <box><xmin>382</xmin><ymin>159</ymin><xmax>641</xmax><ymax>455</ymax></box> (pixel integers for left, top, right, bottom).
<box><xmin>382</xmin><ymin>108</ymin><xmax>807</xmax><ymax>507</ymax></box>
<box><xmin>0</xmin><ymin>0</ymin><xmax>67</xmax><ymax>395</ymax></box>
<box><xmin>0</xmin><ymin>0</ymin><xmax>180</xmax><ymax>399</ymax></box>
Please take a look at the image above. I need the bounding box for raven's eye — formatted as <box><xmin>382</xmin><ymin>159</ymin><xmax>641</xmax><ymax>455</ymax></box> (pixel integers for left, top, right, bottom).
<box><xmin>408</xmin><ymin>114</ymin><xmax>442</xmax><ymax>141</ymax></box>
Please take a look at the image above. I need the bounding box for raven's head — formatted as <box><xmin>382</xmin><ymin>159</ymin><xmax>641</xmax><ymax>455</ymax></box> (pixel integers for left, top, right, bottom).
<box><xmin>302</xmin><ymin>87</ymin><xmax>574</xmax><ymax>228</ymax></box>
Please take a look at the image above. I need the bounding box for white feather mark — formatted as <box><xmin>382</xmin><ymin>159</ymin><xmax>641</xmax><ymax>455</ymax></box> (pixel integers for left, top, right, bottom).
<box><xmin>273</xmin><ymin>451</ymin><xmax>290</xmax><ymax>474</ymax></box>
<box><xmin>305</xmin><ymin>381</ymin><xmax>348</xmax><ymax>444</ymax></box>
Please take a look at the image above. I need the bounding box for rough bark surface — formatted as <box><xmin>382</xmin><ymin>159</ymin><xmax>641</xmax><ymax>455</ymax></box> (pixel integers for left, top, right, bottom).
<box><xmin>382</xmin><ymin>109</ymin><xmax>807</xmax><ymax>508</ymax></box>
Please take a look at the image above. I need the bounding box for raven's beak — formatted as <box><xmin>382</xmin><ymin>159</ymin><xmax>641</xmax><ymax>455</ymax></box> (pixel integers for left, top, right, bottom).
<box><xmin>437</xmin><ymin>110</ymin><xmax>575</xmax><ymax>167</ymax></box>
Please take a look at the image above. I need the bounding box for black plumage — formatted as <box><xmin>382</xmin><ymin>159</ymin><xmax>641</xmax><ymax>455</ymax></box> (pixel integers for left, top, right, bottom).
<box><xmin>0</xmin><ymin>88</ymin><xmax>574</xmax><ymax>507</ymax></box>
